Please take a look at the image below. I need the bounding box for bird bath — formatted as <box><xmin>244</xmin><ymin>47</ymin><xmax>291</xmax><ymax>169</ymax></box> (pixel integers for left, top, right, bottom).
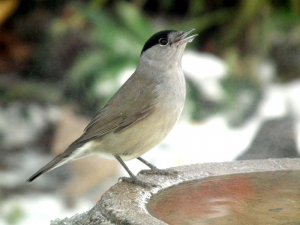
<box><xmin>51</xmin><ymin>158</ymin><xmax>300</xmax><ymax>225</ymax></box>
<box><xmin>147</xmin><ymin>170</ymin><xmax>300</xmax><ymax>225</ymax></box>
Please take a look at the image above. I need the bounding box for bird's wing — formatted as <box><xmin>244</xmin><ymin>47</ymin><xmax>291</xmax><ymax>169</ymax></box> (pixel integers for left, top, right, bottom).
<box><xmin>27</xmin><ymin>73</ymin><xmax>159</xmax><ymax>182</ymax></box>
<box><xmin>74</xmin><ymin>72</ymin><xmax>159</xmax><ymax>144</ymax></box>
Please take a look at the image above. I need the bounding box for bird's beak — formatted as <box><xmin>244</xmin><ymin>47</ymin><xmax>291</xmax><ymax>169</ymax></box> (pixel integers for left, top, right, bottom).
<box><xmin>173</xmin><ymin>29</ymin><xmax>198</xmax><ymax>45</ymax></box>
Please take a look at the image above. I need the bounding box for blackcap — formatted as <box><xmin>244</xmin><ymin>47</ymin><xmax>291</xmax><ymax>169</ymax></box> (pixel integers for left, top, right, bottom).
<box><xmin>28</xmin><ymin>29</ymin><xmax>198</xmax><ymax>186</ymax></box>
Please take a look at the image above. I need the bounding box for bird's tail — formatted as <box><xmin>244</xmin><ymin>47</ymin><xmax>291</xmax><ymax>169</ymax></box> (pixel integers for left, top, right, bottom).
<box><xmin>27</xmin><ymin>138</ymin><xmax>87</xmax><ymax>182</ymax></box>
<box><xmin>27</xmin><ymin>153</ymin><xmax>71</xmax><ymax>182</ymax></box>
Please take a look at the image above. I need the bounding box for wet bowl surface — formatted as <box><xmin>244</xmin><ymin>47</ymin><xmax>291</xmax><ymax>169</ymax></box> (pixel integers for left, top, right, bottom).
<box><xmin>147</xmin><ymin>171</ymin><xmax>300</xmax><ymax>225</ymax></box>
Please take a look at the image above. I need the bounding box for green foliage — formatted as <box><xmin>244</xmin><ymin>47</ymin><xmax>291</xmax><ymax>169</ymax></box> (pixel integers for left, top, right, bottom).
<box><xmin>64</xmin><ymin>2</ymin><xmax>154</xmax><ymax>112</ymax></box>
<box><xmin>2</xmin><ymin>205</ymin><xmax>24</xmax><ymax>225</ymax></box>
<box><xmin>221</xmin><ymin>74</ymin><xmax>262</xmax><ymax>127</ymax></box>
<box><xmin>0</xmin><ymin>81</ymin><xmax>62</xmax><ymax>104</ymax></box>
<box><xmin>186</xmin><ymin>80</ymin><xmax>221</xmax><ymax>121</ymax></box>
<box><xmin>9</xmin><ymin>0</ymin><xmax>299</xmax><ymax>122</ymax></box>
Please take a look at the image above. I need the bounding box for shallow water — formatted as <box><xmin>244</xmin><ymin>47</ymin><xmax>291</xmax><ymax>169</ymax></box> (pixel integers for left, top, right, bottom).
<box><xmin>147</xmin><ymin>171</ymin><xmax>300</xmax><ymax>225</ymax></box>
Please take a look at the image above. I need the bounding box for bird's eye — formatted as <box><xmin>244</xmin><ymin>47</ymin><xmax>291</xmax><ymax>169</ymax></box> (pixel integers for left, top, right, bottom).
<box><xmin>158</xmin><ymin>38</ymin><xmax>168</xmax><ymax>46</ymax></box>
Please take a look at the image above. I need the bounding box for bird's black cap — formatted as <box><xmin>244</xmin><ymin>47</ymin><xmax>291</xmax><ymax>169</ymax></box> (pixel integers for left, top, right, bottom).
<box><xmin>141</xmin><ymin>30</ymin><xmax>176</xmax><ymax>54</ymax></box>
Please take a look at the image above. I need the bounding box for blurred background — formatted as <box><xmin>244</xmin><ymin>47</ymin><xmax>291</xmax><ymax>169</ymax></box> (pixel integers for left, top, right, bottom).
<box><xmin>0</xmin><ymin>0</ymin><xmax>300</xmax><ymax>224</ymax></box>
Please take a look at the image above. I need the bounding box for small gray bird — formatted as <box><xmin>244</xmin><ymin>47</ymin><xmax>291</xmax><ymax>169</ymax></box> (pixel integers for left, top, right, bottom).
<box><xmin>28</xmin><ymin>29</ymin><xmax>197</xmax><ymax>186</ymax></box>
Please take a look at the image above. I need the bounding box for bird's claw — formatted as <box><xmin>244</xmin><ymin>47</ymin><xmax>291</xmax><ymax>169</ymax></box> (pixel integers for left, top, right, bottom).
<box><xmin>118</xmin><ymin>176</ymin><xmax>158</xmax><ymax>188</ymax></box>
<box><xmin>140</xmin><ymin>168</ymin><xmax>178</xmax><ymax>176</ymax></box>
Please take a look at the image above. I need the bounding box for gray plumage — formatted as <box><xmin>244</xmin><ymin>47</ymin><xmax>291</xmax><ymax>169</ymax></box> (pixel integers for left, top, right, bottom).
<box><xmin>28</xmin><ymin>29</ymin><xmax>197</xmax><ymax>182</ymax></box>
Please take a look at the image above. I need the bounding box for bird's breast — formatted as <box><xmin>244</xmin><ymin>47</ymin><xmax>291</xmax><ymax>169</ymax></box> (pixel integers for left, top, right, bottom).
<box><xmin>155</xmin><ymin>68</ymin><xmax>186</xmax><ymax>110</ymax></box>
<box><xmin>95</xmin><ymin>68</ymin><xmax>186</xmax><ymax>160</ymax></box>
<box><xmin>119</xmin><ymin>69</ymin><xmax>186</xmax><ymax>159</ymax></box>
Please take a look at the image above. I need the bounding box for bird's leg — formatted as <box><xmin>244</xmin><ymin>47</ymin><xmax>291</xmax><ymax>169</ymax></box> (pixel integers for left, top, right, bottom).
<box><xmin>114</xmin><ymin>156</ymin><xmax>156</xmax><ymax>188</ymax></box>
<box><xmin>115</xmin><ymin>155</ymin><xmax>135</xmax><ymax>178</ymax></box>
<box><xmin>137</xmin><ymin>157</ymin><xmax>158</xmax><ymax>170</ymax></box>
<box><xmin>137</xmin><ymin>157</ymin><xmax>178</xmax><ymax>176</ymax></box>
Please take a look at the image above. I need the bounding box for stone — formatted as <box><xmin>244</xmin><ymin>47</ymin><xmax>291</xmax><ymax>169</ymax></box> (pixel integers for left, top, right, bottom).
<box><xmin>51</xmin><ymin>158</ymin><xmax>300</xmax><ymax>225</ymax></box>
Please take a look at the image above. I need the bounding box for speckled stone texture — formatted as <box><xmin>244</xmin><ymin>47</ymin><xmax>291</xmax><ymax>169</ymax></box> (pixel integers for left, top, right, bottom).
<box><xmin>51</xmin><ymin>158</ymin><xmax>300</xmax><ymax>225</ymax></box>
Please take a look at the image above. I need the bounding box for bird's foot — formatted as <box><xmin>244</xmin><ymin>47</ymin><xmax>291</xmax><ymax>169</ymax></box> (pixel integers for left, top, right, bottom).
<box><xmin>118</xmin><ymin>176</ymin><xmax>158</xmax><ymax>188</ymax></box>
<box><xmin>140</xmin><ymin>168</ymin><xmax>178</xmax><ymax>176</ymax></box>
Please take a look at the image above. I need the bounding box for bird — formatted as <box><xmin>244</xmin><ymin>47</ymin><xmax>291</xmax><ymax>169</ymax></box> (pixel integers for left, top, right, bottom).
<box><xmin>27</xmin><ymin>29</ymin><xmax>198</xmax><ymax>186</ymax></box>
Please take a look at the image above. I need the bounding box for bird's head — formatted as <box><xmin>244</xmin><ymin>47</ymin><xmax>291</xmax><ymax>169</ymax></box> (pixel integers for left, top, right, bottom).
<box><xmin>140</xmin><ymin>29</ymin><xmax>198</xmax><ymax>69</ymax></box>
